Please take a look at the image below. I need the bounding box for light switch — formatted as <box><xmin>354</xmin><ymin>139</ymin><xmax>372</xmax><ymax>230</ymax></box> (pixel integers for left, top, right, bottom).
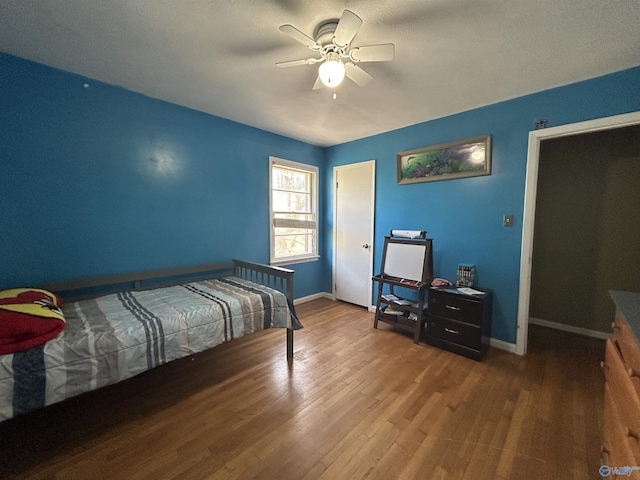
<box><xmin>503</xmin><ymin>214</ymin><xmax>514</xmax><ymax>227</ymax></box>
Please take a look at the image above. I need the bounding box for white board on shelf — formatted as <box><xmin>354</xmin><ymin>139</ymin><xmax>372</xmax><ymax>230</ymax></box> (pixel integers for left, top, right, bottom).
<box><xmin>383</xmin><ymin>242</ymin><xmax>426</xmax><ymax>281</ymax></box>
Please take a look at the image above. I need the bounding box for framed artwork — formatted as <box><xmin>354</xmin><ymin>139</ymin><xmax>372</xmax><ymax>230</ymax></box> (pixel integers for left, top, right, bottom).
<box><xmin>397</xmin><ymin>135</ymin><xmax>491</xmax><ymax>184</ymax></box>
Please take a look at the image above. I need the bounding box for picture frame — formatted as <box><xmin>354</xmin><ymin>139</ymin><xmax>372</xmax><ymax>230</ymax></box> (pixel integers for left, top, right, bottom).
<box><xmin>397</xmin><ymin>135</ymin><xmax>491</xmax><ymax>184</ymax></box>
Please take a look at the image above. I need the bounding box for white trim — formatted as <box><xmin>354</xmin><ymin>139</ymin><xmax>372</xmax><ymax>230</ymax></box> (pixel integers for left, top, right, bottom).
<box><xmin>489</xmin><ymin>337</ymin><xmax>517</xmax><ymax>353</ymax></box>
<box><xmin>370</xmin><ymin>305</ymin><xmax>516</xmax><ymax>352</ymax></box>
<box><xmin>332</xmin><ymin>160</ymin><xmax>376</xmax><ymax>307</ymax></box>
<box><xmin>273</xmin><ymin>218</ymin><xmax>316</xmax><ymax>229</ymax></box>
<box><xmin>271</xmin><ymin>255</ymin><xmax>320</xmax><ymax>267</ymax></box>
<box><xmin>529</xmin><ymin>317</ymin><xmax>610</xmax><ymax>340</ymax></box>
<box><xmin>516</xmin><ymin>111</ymin><xmax>640</xmax><ymax>355</ymax></box>
<box><xmin>366</xmin><ymin>305</ymin><xmax>518</xmax><ymax>353</ymax></box>
<box><xmin>293</xmin><ymin>292</ymin><xmax>335</xmax><ymax>305</ymax></box>
<box><xmin>269</xmin><ymin>156</ymin><xmax>319</xmax><ymax>265</ymax></box>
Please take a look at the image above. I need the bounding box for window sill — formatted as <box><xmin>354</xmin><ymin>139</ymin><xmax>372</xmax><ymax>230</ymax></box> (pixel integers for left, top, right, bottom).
<box><xmin>270</xmin><ymin>255</ymin><xmax>320</xmax><ymax>267</ymax></box>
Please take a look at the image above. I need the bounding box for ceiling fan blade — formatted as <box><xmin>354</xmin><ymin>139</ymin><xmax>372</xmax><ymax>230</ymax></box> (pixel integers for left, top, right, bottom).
<box><xmin>312</xmin><ymin>76</ymin><xmax>324</xmax><ymax>90</ymax></box>
<box><xmin>345</xmin><ymin>63</ymin><xmax>373</xmax><ymax>86</ymax></box>
<box><xmin>279</xmin><ymin>25</ymin><xmax>322</xmax><ymax>50</ymax></box>
<box><xmin>350</xmin><ymin>43</ymin><xmax>395</xmax><ymax>63</ymax></box>
<box><xmin>276</xmin><ymin>57</ymin><xmax>321</xmax><ymax>68</ymax></box>
<box><xmin>333</xmin><ymin>10</ymin><xmax>362</xmax><ymax>48</ymax></box>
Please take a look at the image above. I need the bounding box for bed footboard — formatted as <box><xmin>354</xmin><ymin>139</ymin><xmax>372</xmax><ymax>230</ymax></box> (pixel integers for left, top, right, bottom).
<box><xmin>232</xmin><ymin>259</ymin><xmax>296</xmax><ymax>358</ymax></box>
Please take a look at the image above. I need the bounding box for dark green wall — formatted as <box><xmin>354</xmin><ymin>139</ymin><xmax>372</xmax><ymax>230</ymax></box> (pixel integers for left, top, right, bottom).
<box><xmin>530</xmin><ymin>126</ymin><xmax>640</xmax><ymax>332</ymax></box>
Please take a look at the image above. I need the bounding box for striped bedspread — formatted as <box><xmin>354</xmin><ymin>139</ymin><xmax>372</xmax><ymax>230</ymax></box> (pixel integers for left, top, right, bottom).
<box><xmin>0</xmin><ymin>276</ymin><xmax>301</xmax><ymax>422</ymax></box>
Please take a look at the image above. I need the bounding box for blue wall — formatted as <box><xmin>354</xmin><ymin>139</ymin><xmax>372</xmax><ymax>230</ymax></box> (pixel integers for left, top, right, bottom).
<box><xmin>3</xmin><ymin>49</ymin><xmax>639</xmax><ymax>344</ymax></box>
<box><xmin>0</xmin><ymin>53</ymin><xmax>328</xmax><ymax>298</ymax></box>
<box><xmin>325</xmin><ymin>67</ymin><xmax>640</xmax><ymax>344</ymax></box>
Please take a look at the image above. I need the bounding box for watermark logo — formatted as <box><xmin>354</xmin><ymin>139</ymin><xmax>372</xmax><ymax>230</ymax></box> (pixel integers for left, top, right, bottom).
<box><xmin>600</xmin><ymin>464</ymin><xmax>640</xmax><ymax>477</ymax></box>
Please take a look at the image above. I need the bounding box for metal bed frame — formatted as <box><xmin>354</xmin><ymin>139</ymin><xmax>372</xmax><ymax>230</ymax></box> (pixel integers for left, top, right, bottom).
<box><xmin>40</xmin><ymin>259</ymin><xmax>296</xmax><ymax>358</ymax></box>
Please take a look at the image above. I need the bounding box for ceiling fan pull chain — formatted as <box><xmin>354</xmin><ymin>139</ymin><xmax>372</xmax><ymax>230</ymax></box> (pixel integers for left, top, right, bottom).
<box><xmin>333</xmin><ymin>88</ymin><xmax>337</xmax><ymax>100</ymax></box>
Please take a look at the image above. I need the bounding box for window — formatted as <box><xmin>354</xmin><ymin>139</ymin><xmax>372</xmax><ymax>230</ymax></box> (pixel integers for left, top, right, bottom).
<box><xmin>269</xmin><ymin>156</ymin><xmax>319</xmax><ymax>265</ymax></box>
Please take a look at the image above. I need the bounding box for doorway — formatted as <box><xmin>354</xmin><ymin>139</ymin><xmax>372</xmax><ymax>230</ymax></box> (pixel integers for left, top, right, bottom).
<box><xmin>333</xmin><ymin>160</ymin><xmax>375</xmax><ymax>308</ymax></box>
<box><xmin>529</xmin><ymin>127</ymin><xmax>640</xmax><ymax>337</ymax></box>
<box><xmin>516</xmin><ymin>111</ymin><xmax>640</xmax><ymax>355</ymax></box>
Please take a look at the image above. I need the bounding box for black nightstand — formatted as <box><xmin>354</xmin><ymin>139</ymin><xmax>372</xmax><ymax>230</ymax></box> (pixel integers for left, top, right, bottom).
<box><xmin>425</xmin><ymin>287</ymin><xmax>492</xmax><ymax>361</ymax></box>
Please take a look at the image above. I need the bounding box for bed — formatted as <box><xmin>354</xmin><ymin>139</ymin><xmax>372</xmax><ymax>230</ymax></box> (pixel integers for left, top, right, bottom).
<box><xmin>0</xmin><ymin>259</ymin><xmax>301</xmax><ymax>422</ymax></box>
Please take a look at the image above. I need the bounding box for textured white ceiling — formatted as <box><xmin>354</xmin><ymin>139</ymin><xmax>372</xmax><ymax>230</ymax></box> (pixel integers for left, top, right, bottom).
<box><xmin>1</xmin><ymin>0</ymin><xmax>639</xmax><ymax>147</ymax></box>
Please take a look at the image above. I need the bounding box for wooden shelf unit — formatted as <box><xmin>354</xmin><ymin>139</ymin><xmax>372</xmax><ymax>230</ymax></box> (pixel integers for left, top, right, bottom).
<box><xmin>372</xmin><ymin>275</ymin><xmax>429</xmax><ymax>343</ymax></box>
<box><xmin>371</xmin><ymin>234</ymin><xmax>433</xmax><ymax>344</ymax></box>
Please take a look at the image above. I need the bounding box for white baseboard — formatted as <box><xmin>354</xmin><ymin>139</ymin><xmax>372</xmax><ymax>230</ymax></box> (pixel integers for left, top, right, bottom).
<box><xmin>369</xmin><ymin>304</ymin><xmax>517</xmax><ymax>353</ymax></box>
<box><xmin>489</xmin><ymin>338</ymin><xmax>517</xmax><ymax>353</ymax></box>
<box><xmin>529</xmin><ymin>317</ymin><xmax>609</xmax><ymax>340</ymax></box>
<box><xmin>294</xmin><ymin>292</ymin><xmax>335</xmax><ymax>305</ymax></box>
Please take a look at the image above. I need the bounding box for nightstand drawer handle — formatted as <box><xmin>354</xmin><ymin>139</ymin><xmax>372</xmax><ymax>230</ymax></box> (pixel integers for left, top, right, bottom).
<box><xmin>446</xmin><ymin>305</ymin><xmax>461</xmax><ymax>311</ymax></box>
<box><xmin>444</xmin><ymin>327</ymin><xmax>459</xmax><ymax>335</ymax></box>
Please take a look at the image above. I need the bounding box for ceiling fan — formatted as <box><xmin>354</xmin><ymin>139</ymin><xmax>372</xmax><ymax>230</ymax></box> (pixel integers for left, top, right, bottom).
<box><xmin>276</xmin><ymin>10</ymin><xmax>395</xmax><ymax>97</ymax></box>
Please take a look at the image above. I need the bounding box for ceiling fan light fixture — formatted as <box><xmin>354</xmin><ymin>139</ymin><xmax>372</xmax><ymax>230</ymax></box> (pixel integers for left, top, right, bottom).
<box><xmin>278</xmin><ymin>10</ymin><xmax>395</xmax><ymax>93</ymax></box>
<box><xmin>319</xmin><ymin>52</ymin><xmax>345</xmax><ymax>87</ymax></box>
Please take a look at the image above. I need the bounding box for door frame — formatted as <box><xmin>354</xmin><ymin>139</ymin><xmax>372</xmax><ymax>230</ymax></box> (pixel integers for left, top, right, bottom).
<box><xmin>332</xmin><ymin>160</ymin><xmax>376</xmax><ymax>307</ymax></box>
<box><xmin>516</xmin><ymin>111</ymin><xmax>640</xmax><ymax>355</ymax></box>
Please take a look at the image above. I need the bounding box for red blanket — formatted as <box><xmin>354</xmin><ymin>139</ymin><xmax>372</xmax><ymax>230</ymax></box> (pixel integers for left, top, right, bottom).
<box><xmin>0</xmin><ymin>289</ymin><xmax>65</xmax><ymax>354</ymax></box>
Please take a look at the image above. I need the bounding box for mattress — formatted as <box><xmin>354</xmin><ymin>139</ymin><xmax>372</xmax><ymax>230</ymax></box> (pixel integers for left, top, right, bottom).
<box><xmin>0</xmin><ymin>276</ymin><xmax>301</xmax><ymax>422</ymax></box>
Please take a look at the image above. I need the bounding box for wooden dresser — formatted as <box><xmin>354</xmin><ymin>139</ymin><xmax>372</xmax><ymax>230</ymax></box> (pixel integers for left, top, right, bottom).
<box><xmin>603</xmin><ymin>291</ymin><xmax>640</xmax><ymax>478</ymax></box>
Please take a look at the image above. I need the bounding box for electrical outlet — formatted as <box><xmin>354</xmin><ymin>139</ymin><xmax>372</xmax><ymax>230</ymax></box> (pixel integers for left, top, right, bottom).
<box><xmin>503</xmin><ymin>214</ymin><xmax>514</xmax><ymax>227</ymax></box>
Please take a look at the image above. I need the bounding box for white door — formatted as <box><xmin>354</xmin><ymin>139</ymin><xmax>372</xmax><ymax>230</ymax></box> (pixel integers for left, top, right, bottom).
<box><xmin>333</xmin><ymin>161</ymin><xmax>375</xmax><ymax>307</ymax></box>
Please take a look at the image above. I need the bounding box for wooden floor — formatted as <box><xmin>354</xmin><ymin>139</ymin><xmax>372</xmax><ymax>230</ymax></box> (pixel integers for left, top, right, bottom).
<box><xmin>0</xmin><ymin>298</ymin><xmax>605</xmax><ymax>480</ymax></box>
